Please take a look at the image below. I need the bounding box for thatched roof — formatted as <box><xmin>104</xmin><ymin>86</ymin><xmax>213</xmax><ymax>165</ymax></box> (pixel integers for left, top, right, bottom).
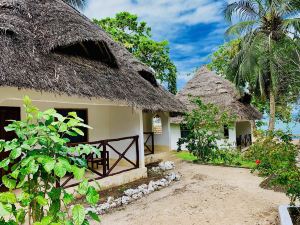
<box><xmin>171</xmin><ymin>67</ymin><xmax>262</xmax><ymax>123</ymax></box>
<box><xmin>0</xmin><ymin>0</ymin><xmax>185</xmax><ymax>112</ymax></box>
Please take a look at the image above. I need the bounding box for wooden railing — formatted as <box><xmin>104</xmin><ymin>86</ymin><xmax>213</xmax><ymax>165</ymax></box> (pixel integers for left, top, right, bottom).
<box><xmin>56</xmin><ymin>135</ymin><xmax>139</xmax><ymax>189</ymax></box>
<box><xmin>144</xmin><ymin>132</ymin><xmax>154</xmax><ymax>155</ymax></box>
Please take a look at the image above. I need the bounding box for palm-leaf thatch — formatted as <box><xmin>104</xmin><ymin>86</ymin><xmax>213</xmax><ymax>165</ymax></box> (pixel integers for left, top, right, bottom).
<box><xmin>171</xmin><ymin>67</ymin><xmax>262</xmax><ymax>123</ymax></box>
<box><xmin>0</xmin><ymin>0</ymin><xmax>185</xmax><ymax>112</ymax></box>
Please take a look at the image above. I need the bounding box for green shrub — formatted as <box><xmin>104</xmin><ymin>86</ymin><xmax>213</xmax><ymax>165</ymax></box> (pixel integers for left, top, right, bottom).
<box><xmin>246</xmin><ymin>129</ymin><xmax>300</xmax><ymax>205</ymax></box>
<box><xmin>178</xmin><ymin>97</ymin><xmax>236</xmax><ymax>162</ymax></box>
<box><xmin>0</xmin><ymin>96</ymin><xmax>101</xmax><ymax>225</ymax></box>
<box><xmin>245</xmin><ymin>130</ymin><xmax>297</xmax><ymax>176</ymax></box>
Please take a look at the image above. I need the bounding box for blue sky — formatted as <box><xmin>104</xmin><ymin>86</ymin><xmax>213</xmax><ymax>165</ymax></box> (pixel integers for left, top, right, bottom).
<box><xmin>83</xmin><ymin>0</ymin><xmax>229</xmax><ymax>90</ymax></box>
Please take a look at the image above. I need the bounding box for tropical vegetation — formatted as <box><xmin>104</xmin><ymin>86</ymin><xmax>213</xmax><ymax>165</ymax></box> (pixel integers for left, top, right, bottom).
<box><xmin>216</xmin><ymin>0</ymin><xmax>300</xmax><ymax>131</ymax></box>
<box><xmin>93</xmin><ymin>12</ymin><xmax>178</xmax><ymax>94</ymax></box>
<box><xmin>0</xmin><ymin>97</ymin><xmax>100</xmax><ymax>225</ymax></box>
<box><xmin>178</xmin><ymin>97</ymin><xmax>236</xmax><ymax>162</ymax></box>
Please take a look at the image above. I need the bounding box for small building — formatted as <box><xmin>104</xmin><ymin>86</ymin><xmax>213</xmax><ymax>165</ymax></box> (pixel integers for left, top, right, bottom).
<box><xmin>170</xmin><ymin>67</ymin><xmax>262</xmax><ymax>150</ymax></box>
<box><xmin>0</xmin><ymin>0</ymin><xmax>185</xmax><ymax>191</ymax></box>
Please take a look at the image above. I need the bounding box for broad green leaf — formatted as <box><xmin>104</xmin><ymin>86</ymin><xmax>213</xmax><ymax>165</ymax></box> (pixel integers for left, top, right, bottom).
<box><xmin>0</xmin><ymin>202</ymin><xmax>12</xmax><ymax>217</ymax></box>
<box><xmin>23</xmin><ymin>95</ymin><xmax>32</xmax><ymax>106</ymax></box>
<box><xmin>72</xmin><ymin>128</ymin><xmax>84</xmax><ymax>136</ymax></box>
<box><xmin>16</xmin><ymin>208</ymin><xmax>26</xmax><ymax>223</ymax></box>
<box><xmin>54</xmin><ymin>161</ymin><xmax>67</xmax><ymax>178</ymax></box>
<box><xmin>42</xmin><ymin>158</ymin><xmax>56</xmax><ymax>173</ymax></box>
<box><xmin>57</xmin><ymin>158</ymin><xmax>71</xmax><ymax>171</ymax></box>
<box><xmin>0</xmin><ymin>192</ymin><xmax>17</xmax><ymax>203</ymax></box>
<box><xmin>77</xmin><ymin>180</ymin><xmax>88</xmax><ymax>195</ymax></box>
<box><xmin>86</xmin><ymin>187</ymin><xmax>99</xmax><ymax>205</ymax></box>
<box><xmin>59</xmin><ymin>123</ymin><xmax>68</xmax><ymax>132</ymax></box>
<box><xmin>63</xmin><ymin>192</ymin><xmax>74</xmax><ymax>205</ymax></box>
<box><xmin>0</xmin><ymin>158</ymin><xmax>10</xmax><ymax>168</ymax></box>
<box><xmin>41</xmin><ymin>215</ymin><xmax>53</xmax><ymax>225</ymax></box>
<box><xmin>10</xmin><ymin>148</ymin><xmax>22</xmax><ymax>159</ymax></box>
<box><xmin>72</xmin><ymin>205</ymin><xmax>85</xmax><ymax>225</ymax></box>
<box><xmin>2</xmin><ymin>175</ymin><xmax>16</xmax><ymax>189</ymax></box>
<box><xmin>87</xmin><ymin>211</ymin><xmax>100</xmax><ymax>222</ymax></box>
<box><xmin>72</xmin><ymin>166</ymin><xmax>85</xmax><ymax>180</ymax></box>
<box><xmin>10</xmin><ymin>169</ymin><xmax>19</xmax><ymax>179</ymax></box>
<box><xmin>36</xmin><ymin>196</ymin><xmax>48</xmax><ymax>206</ymax></box>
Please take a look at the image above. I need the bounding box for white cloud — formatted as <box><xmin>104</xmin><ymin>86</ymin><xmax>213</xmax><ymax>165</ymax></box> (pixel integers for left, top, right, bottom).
<box><xmin>84</xmin><ymin>0</ymin><xmax>225</xmax><ymax>39</ymax></box>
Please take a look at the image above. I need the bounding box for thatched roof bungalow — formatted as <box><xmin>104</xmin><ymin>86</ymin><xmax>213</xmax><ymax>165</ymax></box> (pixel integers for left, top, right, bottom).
<box><xmin>170</xmin><ymin>67</ymin><xmax>263</xmax><ymax>150</ymax></box>
<box><xmin>0</xmin><ymin>0</ymin><xmax>184</xmax><ymax>190</ymax></box>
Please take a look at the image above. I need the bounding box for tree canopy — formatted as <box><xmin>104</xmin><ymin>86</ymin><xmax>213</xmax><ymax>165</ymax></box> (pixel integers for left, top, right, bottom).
<box><xmin>93</xmin><ymin>12</ymin><xmax>177</xmax><ymax>94</ymax></box>
<box><xmin>223</xmin><ymin>0</ymin><xmax>300</xmax><ymax>130</ymax></box>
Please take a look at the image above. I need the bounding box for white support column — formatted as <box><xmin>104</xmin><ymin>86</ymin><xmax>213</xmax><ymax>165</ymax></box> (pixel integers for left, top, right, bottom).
<box><xmin>138</xmin><ymin>110</ymin><xmax>145</xmax><ymax>168</ymax></box>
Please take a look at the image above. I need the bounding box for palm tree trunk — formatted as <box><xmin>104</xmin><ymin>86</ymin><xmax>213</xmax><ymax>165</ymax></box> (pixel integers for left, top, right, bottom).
<box><xmin>268</xmin><ymin>91</ymin><xmax>276</xmax><ymax>131</ymax></box>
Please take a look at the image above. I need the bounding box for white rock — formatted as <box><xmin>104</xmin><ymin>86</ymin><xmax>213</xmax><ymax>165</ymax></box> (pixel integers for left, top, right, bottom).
<box><xmin>99</xmin><ymin>203</ymin><xmax>110</xmax><ymax>211</ymax></box>
<box><xmin>137</xmin><ymin>192</ymin><xmax>143</xmax><ymax>198</ymax></box>
<box><xmin>121</xmin><ymin>196</ymin><xmax>131</xmax><ymax>205</ymax></box>
<box><xmin>132</xmin><ymin>194</ymin><xmax>139</xmax><ymax>200</ymax></box>
<box><xmin>107</xmin><ymin>196</ymin><xmax>114</xmax><ymax>204</ymax></box>
<box><xmin>124</xmin><ymin>188</ymin><xmax>139</xmax><ymax>197</ymax></box>
<box><xmin>114</xmin><ymin>198</ymin><xmax>122</xmax><ymax>206</ymax></box>
<box><xmin>138</xmin><ymin>184</ymin><xmax>148</xmax><ymax>190</ymax></box>
<box><xmin>110</xmin><ymin>202</ymin><xmax>117</xmax><ymax>208</ymax></box>
<box><xmin>158</xmin><ymin>161</ymin><xmax>175</xmax><ymax>171</ymax></box>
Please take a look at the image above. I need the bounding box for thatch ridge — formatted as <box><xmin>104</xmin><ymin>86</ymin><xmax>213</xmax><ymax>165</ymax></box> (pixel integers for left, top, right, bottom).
<box><xmin>171</xmin><ymin>67</ymin><xmax>262</xmax><ymax>123</ymax></box>
<box><xmin>0</xmin><ymin>0</ymin><xmax>185</xmax><ymax>112</ymax></box>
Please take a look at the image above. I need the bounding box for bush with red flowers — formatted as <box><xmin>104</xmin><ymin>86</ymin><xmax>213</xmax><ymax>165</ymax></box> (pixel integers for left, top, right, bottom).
<box><xmin>246</xmin><ymin>129</ymin><xmax>297</xmax><ymax>176</ymax></box>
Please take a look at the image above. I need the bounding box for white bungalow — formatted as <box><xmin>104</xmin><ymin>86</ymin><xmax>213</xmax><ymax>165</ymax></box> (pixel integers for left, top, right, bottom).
<box><xmin>170</xmin><ymin>67</ymin><xmax>263</xmax><ymax>151</ymax></box>
<box><xmin>0</xmin><ymin>0</ymin><xmax>184</xmax><ymax>191</ymax></box>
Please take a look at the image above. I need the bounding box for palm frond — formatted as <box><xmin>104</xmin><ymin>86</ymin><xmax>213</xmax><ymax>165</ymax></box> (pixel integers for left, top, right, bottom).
<box><xmin>64</xmin><ymin>0</ymin><xmax>86</xmax><ymax>9</ymax></box>
<box><xmin>282</xmin><ymin>18</ymin><xmax>300</xmax><ymax>34</ymax></box>
<box><xmin>225</xmin><ymin>20</ymin><xmax>257</xmax><ymax>36</ymax></box>
<box><xmin>224</xmin><ymin>0</ymin><xmax>259</xmax><ymax>23</ymax></box>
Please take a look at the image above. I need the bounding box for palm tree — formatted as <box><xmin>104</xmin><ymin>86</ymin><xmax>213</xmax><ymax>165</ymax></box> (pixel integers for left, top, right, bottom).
<box><xmin>224</xmin><ymin>0</ymin><xmax>300</xmax><ymax>131</ymax></box>
<box><xmin>64</xmin><ymin>0</ymin><xmax>87</xmax><ymax>9</ymax></box>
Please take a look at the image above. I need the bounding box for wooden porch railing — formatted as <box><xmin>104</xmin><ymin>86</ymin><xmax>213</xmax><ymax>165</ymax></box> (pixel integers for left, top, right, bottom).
<box><xmin>144</xmin><ymin>132</ymin><xmax>154</xmax><ymax>155</ymax></box>
<box><xmin>56</xmin><ymin>135</ymin><xmax>139</xmax><ymax>189</ymax></box>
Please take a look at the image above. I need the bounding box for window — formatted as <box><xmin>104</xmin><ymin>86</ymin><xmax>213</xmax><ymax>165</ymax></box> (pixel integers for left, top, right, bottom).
<box><xmin>152</xmin><ymin>115</ymin><xmax>162</xmax><ymax>134</ymax></box>
<box><xmin>55</xmin><ymin>108</ymin><xmax>88</xmax><ymax>143</ymax></box>
<box><xmin>180</xmin><ymin>124</ymin><xmax>190</xmax><ymax>138</ymax></box>
<box><xmin>0</xmin><ymin>107</ymin><xmax>20</xmax><ymax>141</ymax></box>
<box><xmin>224</xmin><ymin>125</ymin><xmax>229</xmax><ymax>139</ymax></box>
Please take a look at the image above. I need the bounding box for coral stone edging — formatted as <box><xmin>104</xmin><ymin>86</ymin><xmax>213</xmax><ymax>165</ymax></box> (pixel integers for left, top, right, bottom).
<box><xmin>86</xmin><ymin>161</ymin><xmax>181</xmax><ymax>215</ymax></box>
<box><xmin>279</xmin><ymin>205</ymin><xmax>294</xmax><ymax>225</ymax></box>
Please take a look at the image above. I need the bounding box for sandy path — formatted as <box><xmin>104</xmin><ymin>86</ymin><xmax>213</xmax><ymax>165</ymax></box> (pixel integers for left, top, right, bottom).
<box><xmin>98</xmin><ymin>159</ymin><xmax>288</xmax><ymax>225</ymax></box>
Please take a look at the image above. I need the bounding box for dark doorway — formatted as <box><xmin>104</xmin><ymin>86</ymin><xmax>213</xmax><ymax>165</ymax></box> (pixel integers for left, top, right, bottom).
<box><xmin>0</xmin><ymin>107</ymin><xmax>21</xmax><ymax>191</ymax></box>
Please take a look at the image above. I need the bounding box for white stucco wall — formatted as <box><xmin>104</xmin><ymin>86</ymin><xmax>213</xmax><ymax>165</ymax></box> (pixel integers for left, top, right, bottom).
<box><xmin>170</xmin><ymin>123</ymin><xmax>237</xmax><ymax>151</ymax></box>
<box><xmin>0</xmin><ymin>87</ymin><xmax>144</xmax><ymax>164</ymax></box>
<box><xmin>143</xmin><ymin>112</ymin><xmax>171</xmax><ymax>152</ymax></box>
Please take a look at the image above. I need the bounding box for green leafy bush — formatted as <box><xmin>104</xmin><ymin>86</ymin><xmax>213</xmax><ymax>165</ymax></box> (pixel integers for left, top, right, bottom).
<box><xmin>178</xmin><ymin>97</ymin><xmax>236</xmax><ymax>162</ymax></box>
<box><xmin>246</xmin><ymin>129</ymin><xmax>300</xmax><ymax>205</ymax></box>
<box><xmin>0</xmin><ymin>96</ymin><xmax>101</xmax><ymax>225</ymax></box>
<box><xmin>245</xmin><ymin>130</ymin><xmax>297</xmax><ymax>176</ymax></box>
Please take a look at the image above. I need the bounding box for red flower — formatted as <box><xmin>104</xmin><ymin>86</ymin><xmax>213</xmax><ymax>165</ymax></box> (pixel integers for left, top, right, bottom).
<box><xmin>255</xmin><ymin>159</ymin><xmax>261</xmax><ymax>165</ymax></box>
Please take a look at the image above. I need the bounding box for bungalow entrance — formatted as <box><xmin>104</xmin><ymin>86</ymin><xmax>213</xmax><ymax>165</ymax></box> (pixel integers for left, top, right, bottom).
<box><xmin>0</xmin><ymin>88</ymin><xmax>149</xmax><ymax>191</ymax></box>
<box><xmin>236</xmin><ymin>121</ymin><xmax>252</xmax><ymax>148</ymax></box>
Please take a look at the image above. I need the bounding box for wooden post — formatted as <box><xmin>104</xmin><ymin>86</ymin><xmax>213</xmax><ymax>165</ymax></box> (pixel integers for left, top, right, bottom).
<box><xmin>151</xmin><ymin>132</ymin><xmax>154</xmax><ymax>154</ymax></box>
<box><xmin>102</xmin><ymin>141</ymin><xmax>107</xmax><ymax>177</ymax></box>
<box><xmin>135</xmin><ymin>136</ymin><xmax>139</xmax><ymax>168</ymax></box>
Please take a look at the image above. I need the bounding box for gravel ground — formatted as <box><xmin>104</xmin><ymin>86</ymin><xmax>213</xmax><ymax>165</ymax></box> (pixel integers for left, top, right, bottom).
<box><xmin>96</xmin><ymin>158</ymin><xmax>288</xmax><ymax>225</ymax></box>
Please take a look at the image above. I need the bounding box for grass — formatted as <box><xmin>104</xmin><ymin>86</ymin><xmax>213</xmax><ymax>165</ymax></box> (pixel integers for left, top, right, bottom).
<box><xmin>175</xmin><ymin>151</ymin><xmax>256</xmax><ymax>169</ymax></box>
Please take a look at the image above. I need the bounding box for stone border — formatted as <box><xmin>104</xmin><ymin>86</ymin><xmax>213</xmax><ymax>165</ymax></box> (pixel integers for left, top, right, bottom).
<box><xmin>86</xmin><ymin>161</ymin><xmax>180</xmax><ymax>215</ymax></box>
